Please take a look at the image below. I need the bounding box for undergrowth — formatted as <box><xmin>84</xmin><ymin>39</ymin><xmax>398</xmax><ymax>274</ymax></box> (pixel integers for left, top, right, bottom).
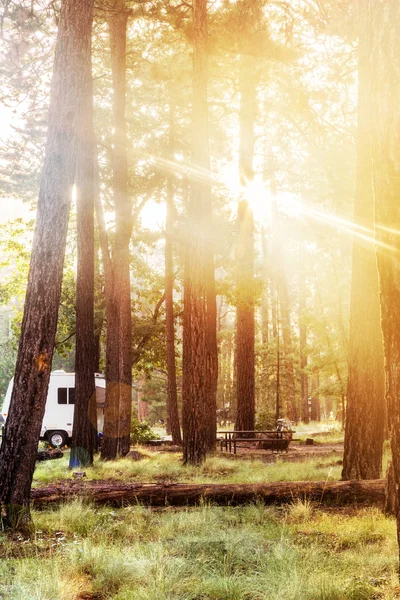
<box><xmin>0</xmin><ymin>501</ymin><xmax>398</xmax><ymax>600</ymax></box>
<box><xmin>32</xmin><ymin>451</ymin><xmax>343</xmax><ymax>487</ymax></box>
<box><xmin>6</xmin><ymin>438</ymin><xmax>395</xmax><ymax>599</ymax></box>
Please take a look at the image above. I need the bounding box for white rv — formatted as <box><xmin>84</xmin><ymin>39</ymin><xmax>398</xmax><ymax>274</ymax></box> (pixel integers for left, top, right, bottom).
<box><xmin>1</xmin><ymin>370</ymin><xmax>106</xmax><ymax>448</ymax></box>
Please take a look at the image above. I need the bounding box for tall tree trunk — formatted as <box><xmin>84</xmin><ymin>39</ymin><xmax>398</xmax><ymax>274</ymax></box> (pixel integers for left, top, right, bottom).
<box><xmin>276</xmin><ymin>322</ymin><xmax>281</xmax><ymax>422</ymax></box>
<box><xmin>235</xmin><ymin>52</ymin><xmax>256</xmax><ymax>433</ymax></box>
<box><xmin>261</xmin><ymin>231</ymin><xmax>269</xmax><ymax>347</ymax></box>
<box><xmin>277</xmin><ymin>284</ymin><xmax>297</xmax><ymax>422</ymax></box>
<box><xmin>0</xmin><ymin>0</ymin><xmax>94</xmax><ymax>531</ymax></box>
<box><xmin>299</xmin><ymin>278</ymin><xmax>309</xmax><ymax>424</ymax></box>
<box><xmin>165</xmin><ymin>99</ymin><xmax>182</xmax><ymax>446</ymax></box>
<box><xmin>205</xmin><ymin>253</ymin><xmax>218</xmax><ymax>450</ymax></box>
<box><xmin>369</xmin><ymin>0</ymin><xmax>400</xmax><ymax>564</ymax></box>
<box><xmin>315</xmin><ymin>286</ymin><xmax>346</xmax><ymax>424</ymax></box>
<box><xmin>310</xmin><ymin>372</ymin><xmax>320</xmax><ymax>422</ymax></box>
<box><xmin>101</xmin><ymin>0</ymin><xmax>132</xmax><ymax>460</ymax></box>
<box><xmin>70</xmin><ymin>26</ymin><xmax>97</xmax><ymax>469</ymax></box>
<box><xmin>272</xmin><ymin>284</ymin><xmax>280</xmax><ymax>421</ymax></box>
<box><xmin>203</xmin><ymin>79</ymin><xmax>218</xmax><ymax>449</ymax></box>
<box><xmin>270</xmin><ymin>185</ymin><xmax>297</xmax><ymax>422</ymax></box>
<box><xmin>342</xmin><ymin>0</ymin><xmax>385</xmax><ymax>480</ymax></box>
<box><xmin>182</xmin><ymin>0</ymin><xmax>210</xmax><ymax>465</ymax></box>
<box><xmin>93</xmin><ymin>251</ymin><xmax>104</xmax><ymax>374</ymax></box>
<box><xmin>272</xmin><ymin>284</ymin><xmax>278</xmax><ymax>339</ymax></box>
<box><xmin>221</xmin><ymin>321</ymin><xmax>234</xmax><ymax>424</ymax></box>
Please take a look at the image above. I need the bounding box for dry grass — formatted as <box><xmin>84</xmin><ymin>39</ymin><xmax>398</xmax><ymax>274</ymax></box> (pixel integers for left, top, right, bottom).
<box><xmin>32</xmin><ymin>447</ymin><xmax>344</xmax><ymax>487</ymax></box>
<box><xmin>0</xmin><ymin>502</ymin><xmax>398</xmax><ymax>600</ymax></box>
<box><xmin>2</xmin><ymin>439</ymin><xmax>395</xmax><ymax>599</ymax></box>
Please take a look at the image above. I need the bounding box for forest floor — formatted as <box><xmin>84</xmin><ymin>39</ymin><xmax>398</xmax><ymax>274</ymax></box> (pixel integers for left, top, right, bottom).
<box><xmin>31</xmin><ymin>445</ymin><xmax>347</xmax><ymax>487</ymax></box>
<box><xmin>226</xmin><ymin>441</ymin><xmax>345</xmax><ymax>462</ymax></box>
<box><xmin>1</xmin><ymin>435</ymin><xmax>397</xmax><ymax>600</ymax></box>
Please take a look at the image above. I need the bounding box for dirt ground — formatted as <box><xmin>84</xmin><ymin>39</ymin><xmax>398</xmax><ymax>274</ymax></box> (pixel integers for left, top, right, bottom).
<box><xmin>218</xmin><ymin>441</ymin><xmax>344</xmax><ymax>463</ymax></box>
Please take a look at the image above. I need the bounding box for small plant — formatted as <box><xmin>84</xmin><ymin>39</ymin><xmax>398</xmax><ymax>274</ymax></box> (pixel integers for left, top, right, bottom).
<box><xmin>344</xmin><ymin>578</ymin><xmax>376</xmax><ymax>600</ymax></box>
<box><xmin>287</xmin><ymin>498</ymin><xmax>314</xmax><ymax>522</ymax></box>
<box><xmin>130</xmin><ymin>414</ymin><xmax>159</xmax><ymax>445</ymax></box>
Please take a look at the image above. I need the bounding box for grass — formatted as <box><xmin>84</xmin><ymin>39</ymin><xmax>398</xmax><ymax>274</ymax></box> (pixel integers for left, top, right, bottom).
<box><xmin>32</xmin><ymin>450</ymin><xmax>344</xmax><ymax>487</ymax></box>
<box><xmin>292</xmin><ymin>421</ymin><xmax>344</xmax><ymax>443</ymax></box>
<box><xmin>30</xmin><ymin>424</ymin><xmax>350</xmax><ymax>488</ymax></box>
<box><xmin>3</xmin><ymin>437</ymin><xmax>396</xmax><ymax>599</ymax></box>
<box><xmin>0</xmin><ymin>501</ymin><xmax>398</xmax><ymax>599</ymax></box>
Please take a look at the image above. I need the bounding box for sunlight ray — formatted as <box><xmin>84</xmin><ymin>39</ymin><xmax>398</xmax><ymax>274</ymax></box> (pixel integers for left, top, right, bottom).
<box><xmin>375</xmin><ymin>224</ymin><xmax>400</xmax><ymax>237</ymax></box>
<box><xmin>304</xmin><ymin>209</ymin><xmax>397</xmax><ymax>254</ymax></box>
<box><xmin>133</xmin><ymin>150</ymin><xmax>214</xmax><ymax>185</ymax></box>
<box><xmin>273</xmin><ymin>194</ymin><xmax>399</xmax><ymax>254</ymax></box>
<box><xmin>301</xmin><ymin>205</ymin><xmax>372</xmax><ymax>235</ymax></box>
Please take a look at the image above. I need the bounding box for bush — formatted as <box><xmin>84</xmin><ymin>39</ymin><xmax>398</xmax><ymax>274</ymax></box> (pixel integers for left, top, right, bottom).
<box><xmin>255</xmin><ymin>410</ymin><xmax>276</xmax><ymax>430</ymax></box>
<box><xmin>130</xmin><ymin>415</ymin><xmax>159</xmax><ymax>445</ymax></box>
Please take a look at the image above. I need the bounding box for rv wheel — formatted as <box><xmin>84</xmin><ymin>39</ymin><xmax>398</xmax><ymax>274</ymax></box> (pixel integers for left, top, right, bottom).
<box><xmin>48</xmin><ymin>430</ymin><xmax>68</xmax><ymax>448</ymax></box>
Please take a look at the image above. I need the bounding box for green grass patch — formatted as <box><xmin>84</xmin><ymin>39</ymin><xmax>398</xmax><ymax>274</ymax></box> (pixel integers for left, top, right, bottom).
<box><xmin>32</xmin><ymin>450</ymin><xmax>344</xmax><ymax>487</ymax></box>
<box><xmin>13</xmin><ymin>444</ymin><xmax>396</xmax><ymax>599</ymax></box>
<box><xmin>1</xmin><ymin>503</ymin><xmax>398</xmax><ymax>600</ymax></box>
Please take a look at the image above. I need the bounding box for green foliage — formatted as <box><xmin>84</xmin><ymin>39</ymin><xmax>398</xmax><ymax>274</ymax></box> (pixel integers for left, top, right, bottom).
<box><xmin>138</xmin><ymin>373</ymin><xmax>169</xmax><ymax>425</ymax></box>
<box><xmin>0</xmin><ymin>338</ymin><xmax>16</xmax><ymax>405</ymax></box>
<box><xmin>255</xmin><ymin>409</ymin><xmax>276</xmax><ymax>430</ymax></box>
<box><xmin>130</xmin><ymin>414</ymin><xmax>159</xmax><ymax>445</ymax></box>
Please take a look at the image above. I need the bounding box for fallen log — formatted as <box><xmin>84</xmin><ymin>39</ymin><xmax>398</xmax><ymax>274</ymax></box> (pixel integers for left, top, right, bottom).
<box><xmin>30</xmin><ymin>479</ymin><xmax>385</xmax><ymax>509</ymax></box>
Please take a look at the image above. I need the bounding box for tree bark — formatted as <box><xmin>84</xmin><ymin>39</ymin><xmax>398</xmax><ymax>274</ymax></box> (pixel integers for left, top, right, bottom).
<box><xmin>0</xmin><ymin>0</ymin><xmax>94</xmax><ymax>531</ymax></box>
<box><xmin>384</xmin><ymin>461</ymin><xmax>397</xmax><ymax>516</ymax></box>
<box><xmin>70</xmin><ymin>21</ymin><xmax>97</xmax><ymax>469</ymax></box>
<box><xmin>299</xmin><ymin>278</ymin><xmax>309</xmax><ymax>424</ymax></box>
<box><xmin>277</xmin><ymin>281</ymin><xmax>297</xmax><ymax>422</ymax></box>
<box><xmin>182</xmin><ymin>0</ymin><xmax>211</xmax><ymax>465</ymax></box>
<box><xmin>202</xmin><ymin>43</ymin><xmax>217</xmax><ymax>452</ymax></box>
<box><xmin>261</xmin><ymin>231</ymin><xmax>269</xmax><ymax>347</ymax></box>
<box><xmin>205</xmin><ymin>249</ymin><xmax>218</xmax><ymax>451</ymax></box>
<box><xmin>30</xmin><ymin>479</ymin><xmax>385</xmax><ymax>509</ymax></box>
<box><xmin>93</xmin><ymin>253</ymin><xmax>104</xmax><ymax>375</ymax></box>
<box><xmin>369</xmin><ymin>0</ymin><xmax>400</xmax><ymax>566</ymax></box>
<box><xmin>310</xmin><ymin>372</ymin><xmax>320</xmax><ymax>421</ymax></box>
<box><xmin>235</xmin><ymin>52</ymin><xmax>257</xmax><ymax>433</ymax></box>
<box><xmin>101</xmin><ymin>0</ymin><xmax>133</xmax><ymax>460</ymax></box>
<box><xmin>342</xmin><ymin>0</ymin><xmax>385</xmax><ymax>481</ymax></box>
<box><xmin>316</xmin><ymin>286</ymin><xmax>346</xmax><ymax>425</ymax></box>
<box><xmin>165</xmin><ymin>99</ymin><xmax>182</xmax><ymax>446</ymax></box>
<box><xmin>270</xmin><ymin>182</ymin><xmax>297</xmax><ymax>422</ymax></box>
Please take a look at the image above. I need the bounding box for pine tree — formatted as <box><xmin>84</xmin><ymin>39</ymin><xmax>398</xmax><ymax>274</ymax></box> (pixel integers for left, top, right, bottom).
<box><xmin>234</xmin><ymin>4</ymin><xmax>258</xmax><ymax>433</ymax></box>
<box><xmin>182</xmin><ymin>0</ymin><xmax>211</xmax><ymax>465</ymax></box>
<box><xmin>101</xmin><ymin>0</ymin><xmax>133</xmax><ymax>460</ymax></box>
<box><xmin>165</xmin><ymin>97</ymin><xmax>182</xmax><ymax>446</ymax></box>
<box><xmin>369</xmin><ymin>0</ymin><xmax>400</xmax><ymax>564</ymax></box>
<box><xmin>0</xmin><ymin>0</ymin><xmax>94</xmax><ymax>531</ymax></box>
<box><xmin>69</xmin><ymin>19</ymin><xmax>98</xmax><ymax>469</ymax></box>
<box><xmin>342</xmin><ymin>0</ymin><xmax>385</xmax><ymax>480</ymax></box>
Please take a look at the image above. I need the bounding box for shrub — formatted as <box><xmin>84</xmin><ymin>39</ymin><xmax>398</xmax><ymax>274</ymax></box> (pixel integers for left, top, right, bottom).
<box><xmin>130</xmin><ymin>415</ymin><xmax>159</xmax><ymax>445</ymax></box>
<box><xmin>255</xmin><ymin>410</ymin><xmax>276</xmax><ymax>430</ymax></box>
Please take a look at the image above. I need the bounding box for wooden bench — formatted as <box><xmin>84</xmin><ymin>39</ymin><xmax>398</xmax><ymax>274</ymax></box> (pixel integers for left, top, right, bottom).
<box><xmin>218</xmin><ymin>430</ymin><xmax>293</xmax><ymax>454</ymax></box>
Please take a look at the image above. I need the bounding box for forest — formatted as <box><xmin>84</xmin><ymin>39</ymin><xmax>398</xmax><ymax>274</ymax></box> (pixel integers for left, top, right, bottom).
<box><xmin>0</xmin><ymin>0</ymin><xmax>400</xmax><ymax>598</ymax></box>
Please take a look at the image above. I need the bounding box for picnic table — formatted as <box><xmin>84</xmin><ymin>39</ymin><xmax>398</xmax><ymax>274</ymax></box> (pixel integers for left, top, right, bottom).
<box><xmin>218</xmin><ymin>430</ymin><xmax>294</xmax><ymax>454</ymax></box>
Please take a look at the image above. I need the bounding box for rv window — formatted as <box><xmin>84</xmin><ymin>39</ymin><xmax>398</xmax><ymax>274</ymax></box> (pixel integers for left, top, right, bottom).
<box><xmin>57</xmin><ymin>388</ymin><xmax>75</xmax><ymax>405</ymax></box>
<box><xmin>58</xmin><ymin>388</ymin><xmax>68</xmax><ymax>404</ymax></box>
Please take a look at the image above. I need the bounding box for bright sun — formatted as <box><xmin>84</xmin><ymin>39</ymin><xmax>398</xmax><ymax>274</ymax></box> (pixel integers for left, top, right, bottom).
<box><xmin>245</xmin><ymin>177</ymin><xmax>272</xmax><ymax>223</ymax></box>
<box><xmin>140</xmin><ymin>199</ymin><xmax>166</xmax><ymax>231</ymax></box>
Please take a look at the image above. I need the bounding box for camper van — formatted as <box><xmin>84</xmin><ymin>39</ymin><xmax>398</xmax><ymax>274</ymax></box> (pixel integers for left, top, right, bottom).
<box><xmin>1</xmin><ymin>370</ymin><xmax>106</xmax><ymax>448</ymax></box>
